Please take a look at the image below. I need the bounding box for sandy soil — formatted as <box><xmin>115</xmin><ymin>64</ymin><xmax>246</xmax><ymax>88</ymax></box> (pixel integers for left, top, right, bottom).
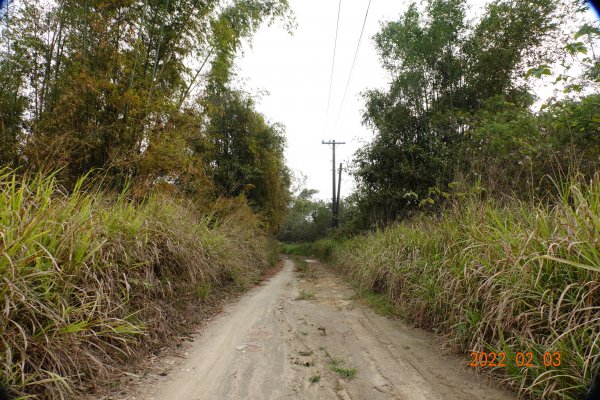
<box><xmin>115</xmin><ymin>258</ymin><xmax>516</xmax><ymax>400</ymax></box>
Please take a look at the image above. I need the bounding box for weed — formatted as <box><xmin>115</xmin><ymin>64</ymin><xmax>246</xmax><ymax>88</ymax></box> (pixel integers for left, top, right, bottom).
<box><xmin>330</xmin><ymin>365</ymin><xmax>357</xmax><ymax>380</ymax></box>
<box><xmin>294</xmin><ymin>257</ymin><xmax>309</xmax><ymax>273</ymax></box>
<box><xmin>292</xmin><ymin>256</ymin><xmax>317</xmax><ymax>279</ymax></box>
<box><xmin>323</xmin><ymin>350</ymin><xmax>357</xmax><ymax>380</ymax></box>
<box><xmin>296</xmin><ymin>291</ymin><xmax>316</xmax><ymax>300</ymax></box>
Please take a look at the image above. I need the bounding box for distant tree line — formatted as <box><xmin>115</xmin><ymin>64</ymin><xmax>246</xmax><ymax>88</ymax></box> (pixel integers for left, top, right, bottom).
<box><xmin>277</xmin><ymin>187</ymin><xmax>331</xmax><ymax>242</ymax></box>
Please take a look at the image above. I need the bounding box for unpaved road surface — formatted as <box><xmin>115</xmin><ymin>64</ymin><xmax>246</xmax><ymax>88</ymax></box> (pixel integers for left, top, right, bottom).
<box><xmin>127</xmin><ymin>258</ymin><xmax>515</xmax><ymax>400</ymax></box>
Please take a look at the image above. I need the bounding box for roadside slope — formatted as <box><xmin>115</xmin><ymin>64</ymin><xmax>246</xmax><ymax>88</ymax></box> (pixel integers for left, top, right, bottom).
<box><xmin>0</xmin><ymin>171</ymin><xmax>272</xmax><ymax>399</ymax></box>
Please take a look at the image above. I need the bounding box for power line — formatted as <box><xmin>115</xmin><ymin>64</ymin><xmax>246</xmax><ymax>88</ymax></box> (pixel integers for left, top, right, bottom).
<box><xmin>333</xmin><ymin>0</ymin><xmax>372</xmax><ymax>132</ymax></box>
<box><xmin>324</xmin><ymin>0</ymin><xmax>343</xmax><ymax>134</ymax></box>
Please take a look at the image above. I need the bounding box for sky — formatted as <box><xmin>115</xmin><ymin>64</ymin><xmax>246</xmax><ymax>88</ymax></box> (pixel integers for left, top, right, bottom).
<box><xmin>237</xmin><ymin>0</ymin><xmax>413</xmax><ymax>200</ymax></box>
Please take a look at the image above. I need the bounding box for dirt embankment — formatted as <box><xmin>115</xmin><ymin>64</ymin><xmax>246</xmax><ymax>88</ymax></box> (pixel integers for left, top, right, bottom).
<box><xmin>113</xmin><ymin>258</ymin><xmax>515</xmax><ymax>400</ymax></box>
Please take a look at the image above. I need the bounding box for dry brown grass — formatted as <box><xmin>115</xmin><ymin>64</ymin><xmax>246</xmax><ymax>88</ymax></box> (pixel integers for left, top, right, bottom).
<box><xmin>326</xmin><ymin>175</ymin><xmax>599</xmax><ymax>400</ymax></box>
<box><xmin>0</xmin><ymin>169</ymin><xmax>271</xmax><ymax>399</ymax></box>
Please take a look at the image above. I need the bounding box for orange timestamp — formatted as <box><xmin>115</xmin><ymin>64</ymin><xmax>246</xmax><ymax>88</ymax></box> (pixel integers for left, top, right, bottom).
<box><xmin>468</xmin><ymin>351</ymin><xmax>561</xmax><ymax>368</ymax></box>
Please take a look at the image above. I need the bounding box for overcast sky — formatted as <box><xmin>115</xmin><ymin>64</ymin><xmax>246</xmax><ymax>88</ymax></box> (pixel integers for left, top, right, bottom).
<box><xmin>237</xmin><ymin>0</ymin><xmax>418</xmax><ymax>200</ymax></box>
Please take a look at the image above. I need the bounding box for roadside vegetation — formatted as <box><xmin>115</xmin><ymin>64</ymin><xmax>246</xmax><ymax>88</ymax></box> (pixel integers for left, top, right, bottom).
<box><xmin>329</xmin><ymin>177</ymin><xmax>598</xmax><ymax>399</ymax></box>
<box><xmin>0</xmin><ymin>170</ymin><xmax>278</xmax><ymax>398</ymax></box>
<box><xmin>0</xmin><ymin>0</ymin><xmax>292</xmax><ymax>398</ymax></box>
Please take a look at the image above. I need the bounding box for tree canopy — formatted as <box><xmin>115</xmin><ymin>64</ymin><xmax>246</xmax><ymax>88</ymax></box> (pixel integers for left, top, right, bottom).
<box><xmin>351</xmin><ymin>0</ymin><xmax>600</xmax><ymax>227</ymax></box>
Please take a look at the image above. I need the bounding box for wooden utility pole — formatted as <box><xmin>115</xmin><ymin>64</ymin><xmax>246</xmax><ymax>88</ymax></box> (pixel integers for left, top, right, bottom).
<box><xmin>322</xmin><ymin>140</ymin><xmax>345</xmax><ymax>228</ymax></box>
<box><xmin>336</xmin><ymin>163</ymin><xmax>342</xmax><ymax>226</ymax></box>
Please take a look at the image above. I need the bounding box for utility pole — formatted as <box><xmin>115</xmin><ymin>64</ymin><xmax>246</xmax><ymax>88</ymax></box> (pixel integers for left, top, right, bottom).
<box><xmin>336</xmin><ymin>163</ymin><xmax>342</xmax><ymax>226</ymax></box>
<box><xmin>322</xmin><ymin>140</ymin><xmax>345</xmax><ymax>228</ymax></box>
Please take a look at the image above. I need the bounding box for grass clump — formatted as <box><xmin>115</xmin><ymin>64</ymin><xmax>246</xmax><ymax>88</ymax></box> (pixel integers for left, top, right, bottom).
<box><xmin>0</xmin><ymin>170</ymin><xmax>271</xmax><ymax>399</ymax></box>
<box><xmin>326</xmin><ymin>176</ymin><xmax>600</xmax><ymax>399</ymax></box>
<box><xmin>355</xmin><ymin>290</ymin><xmax>397</xmax><ymax>317</ymax></box>
<box><xmin>195</xmin><ymin>283</ymin><xmax>212</xmax><ymax>300</ymax></box>
<box><xmin>294</xmin><ymin>257</ymin><xmax>309</xmax><ymax>273</ymax></box>
<box><xmin>296</xmin><ymin>290</ymin><xmax>315</xmax><ymax>300</ymax></box>
<box><xmin>309</xmin><ymin>374</ymin><xmax>321</xmax><ymax>383</ymax></box>
<box><xmin>293</xmin><ymin>257</ymin><xmax>318</xmax><ymax>280</ymax></box>
<box><xmin>330</xmin><ymin>364</ymin><xmax>357</xmax><ymax>380</ymax></box>
<box><xmin>323</xmin><ymin>350</ymin><xmax>357</xmax><ymax>380</ymax></box>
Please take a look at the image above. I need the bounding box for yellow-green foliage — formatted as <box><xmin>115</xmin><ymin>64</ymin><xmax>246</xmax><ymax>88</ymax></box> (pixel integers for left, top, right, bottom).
<box><xmin>327</xmin><ymin>177</ymin><xmax>599</xmax><ymax>400</ymax></box>
<box><xmin>0</xmin><ymin>170</ymin><xmax>269</xmax><ymax>399</ymax></box>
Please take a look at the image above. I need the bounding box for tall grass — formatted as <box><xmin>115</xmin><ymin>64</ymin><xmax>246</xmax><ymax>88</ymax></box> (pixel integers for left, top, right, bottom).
<box><xmin>0</xmin><ymin>169</ymin><xmax>271</xmax><ymax>399</ymax></box>
<box><xmin>324</xmin><ymin>176</ymin><xmax>599</xmax><ymax>399</ymax></box>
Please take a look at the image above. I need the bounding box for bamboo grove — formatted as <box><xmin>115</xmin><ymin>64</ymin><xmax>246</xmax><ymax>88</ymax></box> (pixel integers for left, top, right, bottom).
<box><xmin>346</xmin><ymin>0</ymin><xmax>600</xmax><ymax>229</ymax></box>
<box><xmin>0</xmin><ymin>0</ymin><xmax>292</xmax><ymax>231</ymax></box>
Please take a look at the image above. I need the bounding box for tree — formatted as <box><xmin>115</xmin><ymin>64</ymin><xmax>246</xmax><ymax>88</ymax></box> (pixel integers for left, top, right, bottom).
<box><xmin>278</xmin><ymin>187</ymin><xmax>331</xmax><ymax>243</ymax></box>
<box><xmin>352</xmin><ymin>0</ymin><xmax>586</xmax><ymax>228</ymax></box>
<box><xmin>200</xmin><ymin>89</ymin><xmax>291</xmax><ymax>232</ymax></box>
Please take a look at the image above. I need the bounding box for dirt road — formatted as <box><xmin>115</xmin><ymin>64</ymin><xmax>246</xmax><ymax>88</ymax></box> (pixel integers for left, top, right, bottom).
<box><xmin>128</xmin><ymin>258</ymin><xmax>516</xmax><ymax>400</ymax></box>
